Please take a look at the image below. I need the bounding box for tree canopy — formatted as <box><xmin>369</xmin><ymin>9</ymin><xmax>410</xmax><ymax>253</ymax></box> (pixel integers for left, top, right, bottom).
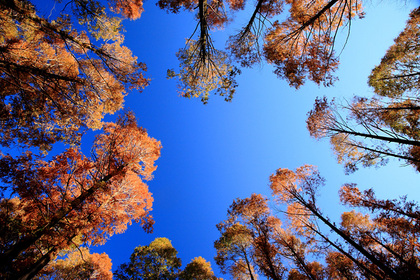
<box><xmin>0</xmin><ymin>0</ymin><xmax>160</xmax><ymax>278</ymax></box>
<box><xmin>1</xmin><ymin>0</ymin><xmax>419</xmax><ymax>278</ymax></box>
<box><xmin>34</xmin><ymin>247</ymin><xmax>113</xmax><ymax>280</ymax></box>
<box><xmin>115</xmin><ymin>237</ymin><xmax>219</xmax><ymax>280</ymax></box>
<box><xmin>0</xmin><ymin>0</ymin><xmax>148</xmax><ymax>152</ymax></box>
<box><xmin>0</xmin><ymin>112</ymin><xmax>161</xmax><ymax>279</ymax></box>
<box><xmin>307</xmin><ymin>8</ymin><xmax>420</xmax><ymax>173</ymax></box>
<box><xmin>161</xmin><ymin>0</ymin><xmax>364</xmax><ymax>102</ymax></box>
<box><xmin>215</xmin><ymin>165</ymin><xmax>420</xmax><ymax>279</ymax></box>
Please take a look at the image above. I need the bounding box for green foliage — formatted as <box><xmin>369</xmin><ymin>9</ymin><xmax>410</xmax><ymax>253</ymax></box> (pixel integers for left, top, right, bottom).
<box><xmin>116</xmin><ymin>238</ymin><xmax>220</xmax><ymax>280</ymax></box>
<box><xmin>180</xmin><ymin>257</ymin><xmax>220</xmax><ymax>280</ymax></box>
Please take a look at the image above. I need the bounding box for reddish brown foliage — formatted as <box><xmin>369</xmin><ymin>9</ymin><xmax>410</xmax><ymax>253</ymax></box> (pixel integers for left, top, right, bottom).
<box><xmin>0</xmin><ymin>113</ymin><xmax>161</xmax><ymax>279</ymax></box>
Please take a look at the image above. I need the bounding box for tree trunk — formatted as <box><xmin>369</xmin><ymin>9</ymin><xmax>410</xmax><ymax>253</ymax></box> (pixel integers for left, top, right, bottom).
<box><xmin>198</xmin><ymin>0</ymin><xmax>208</xmax><ymax>64</ymax></box>
<box><xmin>15</xmin><ymin>247</ymin><xmax>57</xmax><ymax>280</ymax></box>
<box><xmin>0</xmin><ymin>172</ymin><xmax>116</xmax><ymax>272</ymax></box>
<box><xmin>331</xmin><ymin>127</ymin><xmax>420</xmax><ymax>147</ymax></box>
<box><xmin>298</xmin><ymin>197</ymin><xmax>402</xmax><ymax>280</ymax></box>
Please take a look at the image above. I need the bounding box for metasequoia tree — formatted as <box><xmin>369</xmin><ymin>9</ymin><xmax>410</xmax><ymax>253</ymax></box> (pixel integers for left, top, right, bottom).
<box><xmin>0</xmin><ymin>0</ymin><xmax>162</xmax><ymax>278</ymax></box>
<box><xmin>159</xmin><ymin>0</ymin><xmax>364</xmax><ymax>102</ymax></box>
<box><xmin>33</xmin><ymin>247</ymin><xmax>113</xmax><ymax>280</ymax></box>
<box><xmin>368</xmin><ymin>8</ymin><xmax>420</xmax><ymax>99</ymax></box>
<box><xmin>165</xmin><ymin>0</ymin><xmax>240</xmax><ymax>104</ymax></box>
<box><xmin>339</xmin><ymin>184</ymin><xmax>420</xmax><ymax>276</ymax></box>
<box><xmin>306</xmin><ymin>8</ymin><xmax>420</xmax><ymax>173</ymax></box>
<box><xmin>263</xmin><ymin>0</ymin><xmax>364</xmax><ymax>88</ymax></box>
<box><xmin>214</xmin><ymin>222</ymin><xmax>257</xmax><ymax>279</ymax></box>
<box><xmin>0</xmin><ymin>112</ymin><xmax>161</xmax><ymax>279</ymax></box>
<box><xmin>0</xmin><ymin>0</ymin><xmax>148</xmax><ymax>152</ymax></box>
<box><xmin>306</xmin><ymin>96</ymin><xmax>420</xmax><ymax>173</ymax></box>
<box><xmin>168</xmin><ymin>38</ymin><xmax>240</xmax><ymax>104</ymax></box>
<box><xmin>215</xmin><ymin>193</ymin><xmax>327</xmax><ymax>280</ymax></box>
<box><xmin>216</xmin><ymin>165</ymin><xmax>420</xmax><ymax>279</ymax></box>
<box><xmin>324</xmin><ymin>251</ymin><xmax>360</xmax><ymax>280</ymax></box>
<box><xmin>270</xmin><ymin>165</ymin><xmax>420</xmax><ymax>279</ymax></box>
<box><xmin>115</xmin><ymin>237</ymin><xmax>219</xmax><ymax>280</ymax></box>
<box><xmin>225</xmin><ymin>195</ymin><xmax>286</xmax><ymax>280</ymax></box>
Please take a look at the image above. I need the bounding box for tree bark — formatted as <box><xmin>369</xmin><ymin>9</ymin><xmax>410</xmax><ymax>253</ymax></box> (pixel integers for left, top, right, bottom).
<box><xmin>297</xmin><ymin>196</ymin><xmax>402</xmax><ymax>280</ymax></box>
<box><xmin>0</xmin><ymin>171</ymin><xmax>117</xmax><ymax>272</ymax></box>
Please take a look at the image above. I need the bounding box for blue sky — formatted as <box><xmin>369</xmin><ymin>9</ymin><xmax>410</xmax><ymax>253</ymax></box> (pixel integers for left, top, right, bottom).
<box><xmin>36</xmin><ymin>0</ymin><xmax>420</xmax><ymax>277</ymax></box>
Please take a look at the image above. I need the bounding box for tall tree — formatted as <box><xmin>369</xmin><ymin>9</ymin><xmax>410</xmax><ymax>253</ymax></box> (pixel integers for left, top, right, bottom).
<box><xmin>0</xmin><ymin>112</ymin><xmax>161</xmax><ymax>279</ymax></box>
<box><xmin>269</xmin><ymin>165</ymin><xmax>420</xmax><ymax>279</ymax></box>
<box><xmin>115</xmin><ymin>237</ymin><xmax>219</xmax><ymax>280</ymax></box>
<box><xmin>214</xmin><ymin>223</ymin><xmax>257</xmax><ymax>280</ymax></box>
<box><xmin>368</xmin><ymin>8</ymin><xmax>420</xmax><ymax>99</ymax></box>
<box><xmin>307</xmin><ymin>96</ymin><xmax>420</xmax><ymax>173</ymax></box>
<box><xmin>0</xmin><ymin>0</ymin><xmax>148</xmax><ymax>152</ymax></box>
<box><xmin>306</xmin><ymin>8</ymin><xmax>420</xmax><ymax>173</ymax></box>
<box><xmin>164</xmin><ymin>0</ymin><xmax>240</xmax><ymax>104</ymax></box>
<box><xmin>339</xmin><ymin>184</ymin><xmax>420</xmax><ymax>278</ymax></box>
<box><xmin>159</xmin><ymin>0</ymin><xmax>364</xmax><ymax>102</ymax></box>
<box><xmin>216</xmin><ymin>165</ymin><xmax>420</xmax><ymax>279</ymax></box>
<box><xmin>0</xmin><ymin>0</ymin><xmax>161</xmax><ymax>278</ymax></box>
<box><xmin>215</xmin><ymin>193</ymin><xmax>326</xmax><ymax>279</ymax></box>
<box><xmin>263</xmin><ymin>0</ymin><xmax>364</xmax><ymax>88</ymax></box>
<box><xmin>115</xmin><ymin>237</ymin><xmax>182</xmax><ymax>280</ymax></box>
<box><xmin>216</xmin><ymin>194</ymin><xmax>286</xmax><ymax>280</ymax></box>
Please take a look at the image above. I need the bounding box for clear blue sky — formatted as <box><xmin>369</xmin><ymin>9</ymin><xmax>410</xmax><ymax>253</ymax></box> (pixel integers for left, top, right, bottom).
<box><xmin>36</xmin><ymin>0</ymin><xmax>420</xmax><ymax>277</ymax></box>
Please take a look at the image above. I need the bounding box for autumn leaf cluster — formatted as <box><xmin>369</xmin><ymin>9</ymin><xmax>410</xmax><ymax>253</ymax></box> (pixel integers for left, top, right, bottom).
<box><xmin>1</xmin><ymin>0</ymin><xmax>420</xmax><ymax>279</ymax></box>
<box><xmin>0</xmin><ymin>0</ymin><xmax>160</xmax><ymax>278</ymax></box>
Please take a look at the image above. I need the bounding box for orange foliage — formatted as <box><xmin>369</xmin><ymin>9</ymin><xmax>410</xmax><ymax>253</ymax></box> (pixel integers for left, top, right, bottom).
<box><xmin>270</xmin><ymin>164</ymin><xmax>323</xmax><ymax>204</ymax></box>
<box><xmin>369</xmin><ymin>8</ymin><xmax>420</xmax><ymax>98</ymax></box>
<box><xmin>226</xmin><ymin>0</ymin><xmax>246</xmax><ymax>11</ymax></box>
<box><xmin>263</xmin><ymin>0</ymin><xmax>363</xmax><ymax>88</ymax></box>
<box><xmin>109</xmin><ymin>0</ymin><xmax>145</xmax><ymax>19</ymax></box>
<box><xmin>0</xmin><ymin>0</ymin><xmax>156</xmax><ymax>278</ymax></box>
<box><xmin>305</xmin><ymin>8</ymin><xmax>420</xmax><ymax>173</ymax></box>
<box><xmin>36</xmin><ymin>248</ymin><xmax>113</xmax><ymax>280</ymax></box>
<box><xmin>0</xmin><ymin>0</ymin><xmax>148</xmax><ymax>151</ymax></box>
<box><xmin>0</xmin><ymin>112</ymin><xmax>161</xmax><ymax>279</ymax></box>
<box><xmin>159</xmin><ymin>0</ymin><xmax>366</xmax><ymax>101</ymax></box>
<box><xmin>216</xmin><ymin>165</ymin><xmax>420</xmax><ymax>279</ymax></box>
<box><xmin>325</xmin><ymin>252</ymin><xmax>357</xmax><ymax>279</ymax></box>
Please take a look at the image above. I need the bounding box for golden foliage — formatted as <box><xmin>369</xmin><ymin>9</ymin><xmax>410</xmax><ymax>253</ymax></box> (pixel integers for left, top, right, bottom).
<box><xmin>35</xmin><ymin>247</ymin><xmax>113</xmax><ymax>280</ymax></box>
